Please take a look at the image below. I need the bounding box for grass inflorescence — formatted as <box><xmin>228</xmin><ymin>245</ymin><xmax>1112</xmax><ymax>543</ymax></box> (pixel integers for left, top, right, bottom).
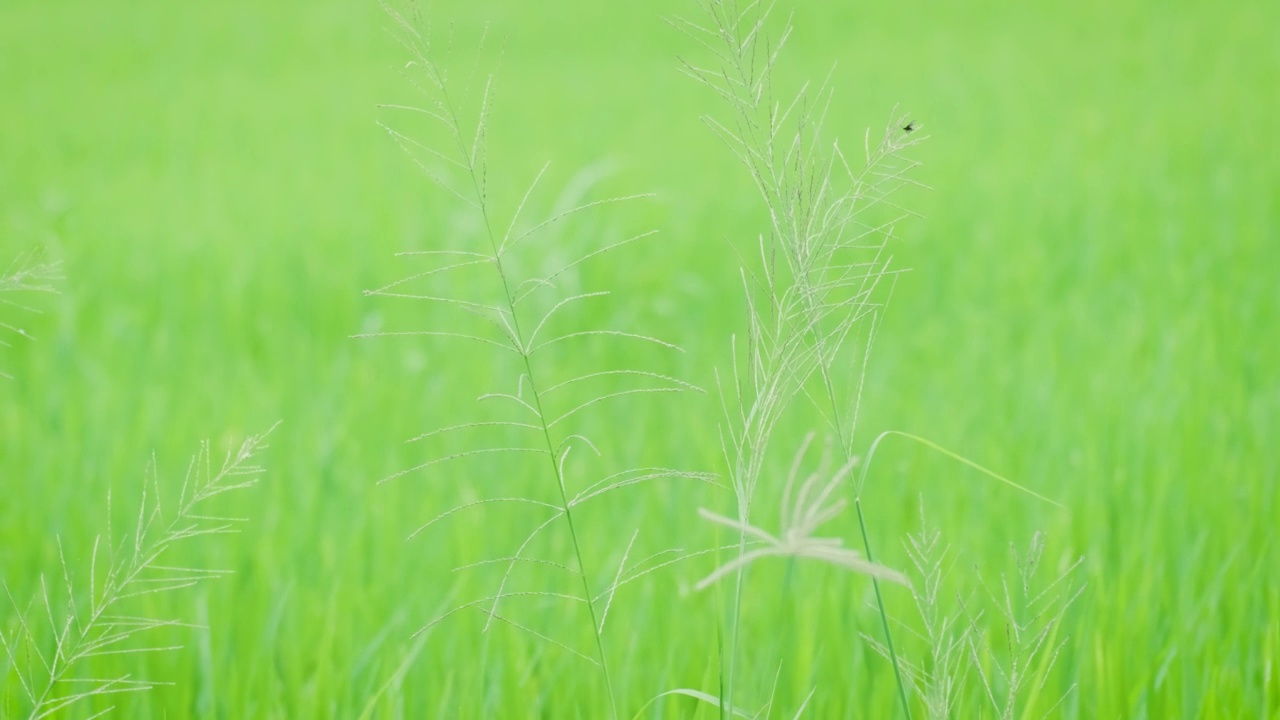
<box><xmin>365</xmin><ymin>4</ymin><xmax>718</xmax><ymax>716</ymax></box>
<box><xmin>5</xmin><ymin>0</ymin><xmax>1270</xmax><ymax>715</ymax></box>
<box><xmin>1</xmin><ymin>428</ymin><xmax>275</xmax><ymax>718</ymax></box>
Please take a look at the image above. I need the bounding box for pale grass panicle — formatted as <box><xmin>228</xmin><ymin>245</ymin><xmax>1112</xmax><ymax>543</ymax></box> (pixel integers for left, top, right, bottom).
<box><xmin>695</xmin><ymin>432</ymin><xmax>907</xmax><ymax>590</ymax></box>
<box><xmin>673</xmin><ymin>0</ymin><xmax>927</xmax><ymax>714</ymax></box>
<box><xmin>365</xmin><ymin>5</ymin><xmax>713</xmax><ymax>717</ymax></box>
<box><xmin>1</xmin><ymin>250</ymin><xmax>63</xmax><ymax>379</ymax></box>
<box><xmin>0</xmin><ymin>251</ymin><xmax>60</xmax><ymax>300</ymax></box>
<box><xmin>1</xmin><ymin>427</ymin><xmax>276</xmax><ymax>720</ymax></box>
<box><xmin>862</xmin><ymin>504</ymin><xmax>972</xmax><ymax>720</ymax></box>
<box><xmin>673</xmin><ymin>4</ymin><xmax>1073</xmax><ymax>717</ymax></box>
<box><xmin>965</xmin><ymin>533</ymin><xmax>1085</xmax><ymax>719</ymax></box>
<box><xmin>864</xmin><ymin>507</ymin><xmax>1085</xmax><ymax>719</ymax></box>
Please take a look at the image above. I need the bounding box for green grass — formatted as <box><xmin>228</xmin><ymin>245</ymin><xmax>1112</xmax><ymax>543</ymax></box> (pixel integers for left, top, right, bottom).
<box><xmin>2</xmin><ymin>0</ymin><xmax>1277</xmax><ymax>716</ymax></box>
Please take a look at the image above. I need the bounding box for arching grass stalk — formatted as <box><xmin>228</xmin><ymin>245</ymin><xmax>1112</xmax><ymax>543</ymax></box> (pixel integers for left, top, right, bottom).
<box><xmin>376</xmin><ymin>31</ymin><xmax>618</xmax><ymax>713</ymax></box>
<box><xmin>370</xmin><ymin>5</ymin><xmax>708</xmax><ymax>716</ymax></box>
<box><xmin>674</xmin><ymin>0</ymin><xmax>927</xmax><ymax>714</ymax></box>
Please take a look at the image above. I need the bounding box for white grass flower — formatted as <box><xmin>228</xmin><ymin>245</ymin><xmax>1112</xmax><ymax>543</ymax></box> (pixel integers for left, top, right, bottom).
<box><xmin>696</xmin><ymin>433</ymin><xmax>906</xmax><ymax>590</ymax></box>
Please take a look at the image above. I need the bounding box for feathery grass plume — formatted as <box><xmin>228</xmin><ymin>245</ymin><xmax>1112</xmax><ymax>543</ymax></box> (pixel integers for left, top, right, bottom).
<box><xmin>367</xmin><ymin>5</ymin><xmax>712</xmax><ymax>715</ymax></box>
<box><xmin>0</xmin><ymin>250</ymin><xmax>63</xmax><ymax>379</ymax></box>
<box><xmin>963</xmin><ymin>533</ymin><xmax>1084</xmax><ymax>719</ymax></box>
<box><xmin>863</xmin><ymin>503</ymin><xmax>973</xmax><ymax>719</ymax></box>
<box><xmin>862</xmin><ymin>508</ymin><xmax>1085</xmax><ymax>719</ymax></box>
<box><xmin>0</xmin><ymin>426</ymin><xmax>275</xmax><ymax>719</ymax></box>
<box><xmin>695</xmin><ymin>433</ymin><xmax>905</xmax><ymax>590</ymax></box>
<box><xmin>673</xmin><ymin>0</ymin><xmax>925</xmax><ymax>713</ymax></box>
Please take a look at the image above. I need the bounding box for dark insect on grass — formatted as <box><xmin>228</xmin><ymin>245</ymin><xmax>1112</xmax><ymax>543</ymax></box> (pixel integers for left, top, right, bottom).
<box><xmin>903</xmin><ymin>121</ymin><xmax>916</xmax><ymax>133</ymax></box>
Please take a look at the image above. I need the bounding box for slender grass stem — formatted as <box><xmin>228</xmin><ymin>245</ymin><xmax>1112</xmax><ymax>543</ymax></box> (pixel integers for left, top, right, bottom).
<box><xmin>856</xmin><ymin>497</ymin><xmax>913</xmax><ymax>719</ymax></box>
<box><xmin>525</xmin><ymin>352</ymin><xmax>619</xmax><ymax>717</ymax></box>
<box><xmin>725</xmin><ymin>521</ymin><xmax>748</xmax><ymax>720</ymax></box>
<box><xmin>817</xmin><ymin>358</ymin><xmax>912</xmax><ymax>719</ymax></box>
<box><xmin>433</xmin><ymin>62</ymin><xmax>620</xmax><ymax>717</ymax></box>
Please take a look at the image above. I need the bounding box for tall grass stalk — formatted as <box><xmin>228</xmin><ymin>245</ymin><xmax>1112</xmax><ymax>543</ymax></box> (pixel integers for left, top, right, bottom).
<box><xmin>369</xmin><ymin>5</ymin><xmax>711</xmax><ymax>715</ymax></box>
<box><xmin>1</xmin><ymin>428</ymin><xmax>275</xmax><ymax>719</ymax></box>
<box><xmin>674</xmin><ymin>0</ymin><xmax>925</xmax><ymax>713</ymax></box>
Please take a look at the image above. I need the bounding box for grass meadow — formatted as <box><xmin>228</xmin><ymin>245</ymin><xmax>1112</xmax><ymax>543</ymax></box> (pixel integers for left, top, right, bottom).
<box><xmin>2</xmin><ymin>0</ymin><xmax>1278</xmax><ymax>717</ymax></box>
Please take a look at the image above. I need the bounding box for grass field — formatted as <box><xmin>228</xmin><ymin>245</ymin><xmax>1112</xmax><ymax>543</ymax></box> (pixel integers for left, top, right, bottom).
<box><xmin>2</xmin><ymin>0</ymin><xmax>1278</xmax><ymax>717</ymax></box>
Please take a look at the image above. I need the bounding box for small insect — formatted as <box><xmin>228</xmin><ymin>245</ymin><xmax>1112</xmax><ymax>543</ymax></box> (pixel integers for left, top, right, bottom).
<box><xmin>902</xmin><ymin>121</ymin><xmax>916</xmax><ymax>133</ymax></box>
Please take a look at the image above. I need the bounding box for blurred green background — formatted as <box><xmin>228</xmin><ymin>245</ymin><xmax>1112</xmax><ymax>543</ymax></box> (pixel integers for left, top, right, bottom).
<box><xmin>2</xmin><ymin>0</ymin><xmax>1277</xmax><ymax>716</ymax></box>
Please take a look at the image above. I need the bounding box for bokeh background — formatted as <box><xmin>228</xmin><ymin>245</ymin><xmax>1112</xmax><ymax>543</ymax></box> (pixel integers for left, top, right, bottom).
<box><xmin>2</xmin><ymin>0</ymin><xmax>1277</xmax><ymax>716</ymax></box>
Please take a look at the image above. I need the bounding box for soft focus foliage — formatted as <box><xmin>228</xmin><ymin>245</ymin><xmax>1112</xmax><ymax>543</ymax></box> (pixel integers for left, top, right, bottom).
<box><xmin>1</xmin><ymin>0</ymin><xmax>1276</xmax><ymax>716</ymax></box>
